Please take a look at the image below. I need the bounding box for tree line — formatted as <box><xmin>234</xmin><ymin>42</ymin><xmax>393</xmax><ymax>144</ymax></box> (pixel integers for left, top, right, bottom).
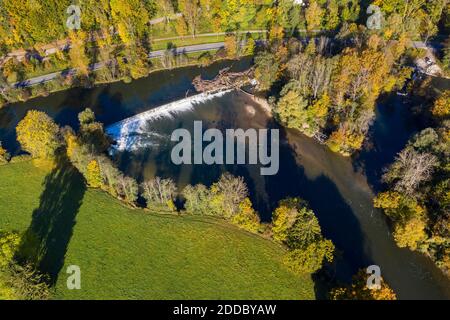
<box><xmin>374</xmin><ymin>88</ymin><xmax>450</xmax><ymax>277</ymax></box>
<box><xmin>1</xmin><ymin>107</ymin><xmax>338</xmax><ymax>289</ymax></box>
<box><xmin>255</xmin><ymin>30</ymin><xmax>415</xmax><ymax>155</ymax></box>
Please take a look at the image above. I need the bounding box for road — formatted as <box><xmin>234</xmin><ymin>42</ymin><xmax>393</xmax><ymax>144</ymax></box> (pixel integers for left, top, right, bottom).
<box><xmin>13</xmin><ymin>42</ymin><xmax>229</xmax><ymax>88</ymax></box>
<box><xmin>12</xmin><ymin>39</ymin><xmax>441</xmax><ymax>88</ymax></box>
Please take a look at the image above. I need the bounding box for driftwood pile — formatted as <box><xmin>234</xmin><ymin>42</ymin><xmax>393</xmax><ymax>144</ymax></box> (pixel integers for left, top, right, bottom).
<box><xmin>192</xmin><ymin>67</ymin><xmax>254</xmax><ymax>93</ymax></box>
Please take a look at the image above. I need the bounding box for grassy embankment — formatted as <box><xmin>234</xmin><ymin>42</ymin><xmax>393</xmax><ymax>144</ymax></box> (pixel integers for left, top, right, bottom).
<box><xmin>0</xmin><ymin>161</ymin><xmax>315</xmax><ymax>299</ymax></box>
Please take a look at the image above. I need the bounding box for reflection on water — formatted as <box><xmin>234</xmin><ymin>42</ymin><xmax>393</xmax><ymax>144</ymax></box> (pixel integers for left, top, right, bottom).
<box><xmin>1</xmin><ymin>60</ymin><xmax>449</xmax><ymax>299</ymax></box>
<box><xmin>111</xmin><ymin>90</ymin><xmax>450</xmax><ymax>299</ymax></box>
<box><xmin>0</xmin><ymin>58</ymin><xmax>252</xmax><ymax>154</ymax></box>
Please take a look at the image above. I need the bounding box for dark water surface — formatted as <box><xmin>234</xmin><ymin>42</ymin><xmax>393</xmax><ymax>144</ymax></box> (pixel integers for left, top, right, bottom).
<box><xmin>1</xmin><ymin>60</ymin><xmax>449</xmax><ymax>299</ymax></box>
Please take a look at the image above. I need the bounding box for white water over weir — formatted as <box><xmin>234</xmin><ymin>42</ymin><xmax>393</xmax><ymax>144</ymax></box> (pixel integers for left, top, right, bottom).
<box><xmin>106</xmin><ymin>90</ymin><xmax>233</xmax><ymax>151</ymax></box>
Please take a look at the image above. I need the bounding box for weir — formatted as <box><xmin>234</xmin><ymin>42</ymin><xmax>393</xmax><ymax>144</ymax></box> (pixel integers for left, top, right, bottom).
<box><xmin>106</xmin><ymin>90</ymin><xmax>233</xmax><ymax>151</ymax></box>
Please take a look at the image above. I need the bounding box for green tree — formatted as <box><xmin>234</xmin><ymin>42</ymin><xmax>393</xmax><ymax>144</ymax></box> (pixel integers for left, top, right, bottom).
<box><xmin>78</xmin><ymin>108</ymin><xmax>96</xmax><ymax>126</ymax></box>
<box><xmin>275</xmin><ymin>90</ymin><xmax>311</xmax><ymax>134</ymax></box>
<box><xmin>182</xmin><ymin>184</ymin><xmax>211</xmax><ymax>215</ymax></box>
<box><xmin>254</xmin><ymin>51</ymin><xmax>280</xmax><ymax>91</ymax></box>
<box><xmin>77</xmin><ymin>108</ymin><xmax>110</xmax><ymax>153</ymax></box>
<box><xmin>285</xmin><ymin>207</ymin><xmax>323</xmax><ymax>249</ymax></box>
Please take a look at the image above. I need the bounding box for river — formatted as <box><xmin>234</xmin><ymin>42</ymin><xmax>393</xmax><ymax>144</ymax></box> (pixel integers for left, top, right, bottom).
<box><xmin>0</xmin><ymin>59</ymin><xmax>449</xmax><ymax>299</ymax></box>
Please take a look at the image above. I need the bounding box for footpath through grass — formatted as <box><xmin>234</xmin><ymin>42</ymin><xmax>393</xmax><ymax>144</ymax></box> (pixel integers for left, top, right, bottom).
<box><xmin>0</xmin><ymin>161</ymin><xmax>315</xmax><ymax>299</ymax></box>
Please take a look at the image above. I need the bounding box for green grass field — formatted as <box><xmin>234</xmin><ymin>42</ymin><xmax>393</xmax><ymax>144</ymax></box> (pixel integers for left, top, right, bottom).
<box><xmin>0</xmin><ymin>161</ymin><xmax>315</xmax><ymax>300</ymax></box>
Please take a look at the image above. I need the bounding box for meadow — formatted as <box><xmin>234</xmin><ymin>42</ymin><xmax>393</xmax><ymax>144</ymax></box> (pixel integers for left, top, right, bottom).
<box><xmin>0</xmin><ymin>161</ymin><xmax>315</xmax><ymax>299</ymax></box>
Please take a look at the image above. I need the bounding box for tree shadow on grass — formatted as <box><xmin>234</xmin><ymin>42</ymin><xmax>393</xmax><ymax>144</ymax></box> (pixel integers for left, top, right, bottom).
<box><xmin>17</xmin><ymin>154</ymin><xmax>86</xmax><ymax>286</ymax></box>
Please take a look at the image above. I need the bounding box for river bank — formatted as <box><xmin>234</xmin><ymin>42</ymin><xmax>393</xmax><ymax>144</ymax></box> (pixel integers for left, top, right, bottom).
<box><xmin>1</xmin><ymin>60</ymin><xmax>449</xmax><ymax>299</ymax></box>
<box><xmin>244</xmin><ymin>90</ymin><xmax>450</xmax><ymax>298</ymax></box>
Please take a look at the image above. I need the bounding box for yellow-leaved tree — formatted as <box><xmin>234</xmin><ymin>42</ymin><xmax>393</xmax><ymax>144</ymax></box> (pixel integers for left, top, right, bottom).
<box><xmin>16</xmin><ymin>110</ymin><xmax>61</xmax><ymax>159</ymax></box>
<box><xmin>68</xmin><ymin>30</ymin><xmax>90</xmax><ymax>77</ymax></box>
<box><xmin>86</xmin><ymin>160</ymin><xmax>103</xmax><ymax>188</ymax></box>
<box><xmin>330</xmin><ymin>269</ymin><xmax>397</xmax><ymax>300</ymax></box>
<box><xmin>432</xmin><ymin>90</ymin><xmax>450</xmax><ymax>118</ymax></box>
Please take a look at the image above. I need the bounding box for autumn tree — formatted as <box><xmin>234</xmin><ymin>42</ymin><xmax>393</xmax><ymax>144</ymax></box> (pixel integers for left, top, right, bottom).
<box><xmin>211</xmin><ymin>173</ymin><xmax>249</xmax><ymax>218</ymax></box>
<box><xmin>0</xmin><ymin>231</ymin><xmax>49</xmax><ymax>300</ymax></box>
<box><xmin>305</xmin><ymin>0</ymin><xmax>324</xmax><ymax>32</ymax></box>
<box><xmin>273</xmin><ymin>198</ymin><xmax>335</xmax><ymax>275</ymax></box>
<box><xmin>16</xmin><ymin>110</ymin><xmax>61</xmax><ymax>159</ymax></box>
<box><xmin>68</xmin><ymin>30</ymin><xmax>90</xmax><ymax>77</ymax></box>
<box><xmin>283</xmin><ymin>239</ymin><xmax>334</xmax><ymax>275</ymax></box>
<box><xmin>393</xmin><ymin>216</ymin><xmax>428</xmax><ymax>250</ymax></box>
<box><xmin>86</xmin><ymin>159</ymin><xmax>102</xmax><ymax>188</ymax></box>
<box><xmin>224</xmin><ymin>34</ymin><xmax>238</xmax><ymax>59</ymax></box>
<box><xmin>272</xmin><ymin>198</ymin><xmax>304</xmax><ymax>242</ymax></box>
<box><xmin>141</xmin><ymin>177</ymin><xmax>177</xmax><ymax>211</ymax></box>
<box><xmin>182</xmin><ymin>174</ymin><xmax>259</xmax><ymax>228</ymax></box>
<box><xmin>432</xmin><ymin>90</ymin><xmax>450</xmax><ymax>118</ymax></box>
<box><xmin>96</xmin><ymin>32</ymin><xmax>117</xmax><ymax>82</ymax></box>
<box><xmin>178</xmin><ymin>0</ymin><xmax>201</xmax><ymax>36</ymax></box>
<box><xmin>374</xmin><ymin>0</ymin><xmax>446</xmax><ymax>41</ymax></box>
<box><xmin>110</xmin><ymin>0</ymin><xmax>152</xmax><ymax>46</ymax></box>
<box><xmin>182</xmin><ymin>183</ymin><xmax>211</xmax><ymax>215</ymax></box>
<box><xmin>374</xmin><ymin>119</ymin><xmax>449</xmax><ymax>273</ymax></box>
<box><xmin>231</xmin><ymin>198</ymin><xmax>261</xmax><ymax>233</ymax></box>
<box><xmin>116</xmin><ymin>174</ymin><xmax>139</xmax><ymax>205</ymax></box>
<box><xmin>382</xmin><ymin>147</ymin><xmax>438</xmax><ymax>196</ymax></box>
<box><xmin>330</xmin><ymin>269</ymin><xmax>397</xmax><ymax>300</ymax></box>
<box><xmin>0</xmin><ymin>142</ymin><xmax>10</xmax><ymax>164</ymax></box>
<box><xmin>244</xmin><ymin>37</ymin><xmax>256</xmax><ymax>55</ymax></box>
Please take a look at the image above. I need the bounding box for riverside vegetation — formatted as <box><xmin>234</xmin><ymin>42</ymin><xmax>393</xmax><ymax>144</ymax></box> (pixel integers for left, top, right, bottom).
<box><xmin>0</xmin><ymin>107</ymin><xmax>340</xmax><ymax>299</ymax></box>
<box><xmin>1</xmin><ymin>0</ymin><xmax>448</xmax><ymax>300</ymax></box>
